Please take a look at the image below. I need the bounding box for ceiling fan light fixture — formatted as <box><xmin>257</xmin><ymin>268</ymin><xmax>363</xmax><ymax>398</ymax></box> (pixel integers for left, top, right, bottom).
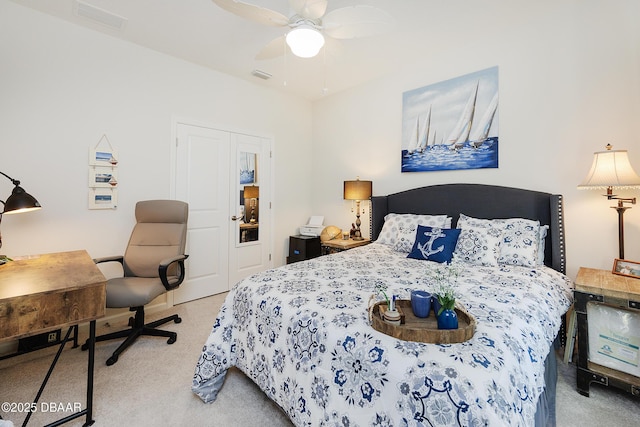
<box><xmin>286</xmin><ymin>24</ymin><xmax>325</xmax><ymax>58</ymax></box>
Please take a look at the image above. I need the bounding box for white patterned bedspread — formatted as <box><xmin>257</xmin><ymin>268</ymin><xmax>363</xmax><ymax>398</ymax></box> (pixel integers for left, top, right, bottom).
<box><xmin>192</xmin><ymin>243</ymin><xmax>573</xmax><ymax>426</ymax></box>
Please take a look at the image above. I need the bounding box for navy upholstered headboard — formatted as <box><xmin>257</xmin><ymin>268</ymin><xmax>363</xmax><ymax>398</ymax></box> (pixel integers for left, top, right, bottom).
<box><xmin>371</xmin><ymin>184</ymin><xmax>566</xmax><ymax>273</ymax></box>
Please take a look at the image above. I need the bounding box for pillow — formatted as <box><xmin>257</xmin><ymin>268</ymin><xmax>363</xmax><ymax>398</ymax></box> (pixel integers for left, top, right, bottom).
<box><xmin>499</xmin><ymin>219</ymin><xmax>539</xmax><ymax>267</ymax></box>
<box><xmin>457</xmin><ymin>213</ymin><xmax>541</xmax><ymax>267</ymax></box>
<box><xmin>407</xmin><ymin>225</ymin><xmax>461</xmax><ymax>263</ymax></box>
<box><xmin>452</xmin><ymin>227</ymin><xmax>502</xmax><ymax>266</ymax></box>
<box><xmin>537</xmin><ymin>225</ymin><xmax>549</xmax><ymax>266</ymax></box>
<box><xmin>377</xmin><ymin>213</ymin><xmax>451</xmax><ymax>252</ymax></box>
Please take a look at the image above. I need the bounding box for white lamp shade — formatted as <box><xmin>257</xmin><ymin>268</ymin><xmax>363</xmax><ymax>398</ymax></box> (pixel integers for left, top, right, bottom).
<box><xmin>286</xmin><ymin>25</ymin><xmax>325</xmax><ymax>58</ymax></box>
<box><xmin>578</xmin><ymin>148</ymin><xmax>640</xmax><ymax>189</ymax></box>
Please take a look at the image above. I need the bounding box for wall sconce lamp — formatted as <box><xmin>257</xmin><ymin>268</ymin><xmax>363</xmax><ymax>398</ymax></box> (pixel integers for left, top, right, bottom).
<box><xmin>578</xmin><ymin>144</ymin><xmax>640</xmax><ymax>259</ymax></box>
<box><xmin>1</xmin><ymin>171</ymin><xmax>42</xmax><ymax>249</ymax></box>
<box><xmin>344</xmin><ymin>178</ymin><xmax>372</xmax><ymax>241</ymax></box>
<box><xmin>243</xmin><ymin>185</ymin><xmax>259</xmax><ymax>224</ymax></box>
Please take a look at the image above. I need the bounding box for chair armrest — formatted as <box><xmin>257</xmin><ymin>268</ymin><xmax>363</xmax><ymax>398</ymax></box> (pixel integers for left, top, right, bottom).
<box><xmin>94</xmin><ymin>255</ymin><xmax>124</xmax><ymax>265</ymax></box>
<box><xmin>159</xmin><ymin>254</ymin><xmax>189</xmax><ymax>291</ymax></box>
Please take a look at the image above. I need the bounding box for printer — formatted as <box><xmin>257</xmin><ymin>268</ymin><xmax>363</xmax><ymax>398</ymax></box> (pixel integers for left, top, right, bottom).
<box><xmin>299</xmin><ymin>216</ymin><xmax>324</xmax><ymax>237</ymax></box>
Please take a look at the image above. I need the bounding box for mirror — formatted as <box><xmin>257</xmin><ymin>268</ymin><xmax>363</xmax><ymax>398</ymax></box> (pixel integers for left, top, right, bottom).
<box><xmin>238</xmin><ymin>151</ymin><xmax>259</xmax><ymax>243</ymax></box>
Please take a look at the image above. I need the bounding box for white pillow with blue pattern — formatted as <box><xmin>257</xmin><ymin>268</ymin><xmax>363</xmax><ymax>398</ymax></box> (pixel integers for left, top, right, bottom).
<box><xmin>457</xmin><ymin>213</ymin><xmax>541</xmax><ymax>267</ymax></box>
<box><xmin>453</xmin><ymin>226</ymin><xmax>503</xmax><ymax>266</ymax></box>
<box><xmin>377</xmin><ymin>213</ymin><xmax>452</xmax><ymax>253</ymax></box>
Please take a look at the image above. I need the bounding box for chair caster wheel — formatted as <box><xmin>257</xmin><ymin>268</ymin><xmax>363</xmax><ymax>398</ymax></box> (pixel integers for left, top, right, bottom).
<box><xmin>106</xmin><ymin>355</ymin><xmax>118</xmax><ymax>366</ymax></box>
<box><xmin>167</xmin><ymin>336</ymin><xmax>177</xmax><ymax>345</ymax></box>
<box><xmin>174</xmin><ymin>317</ymin><xmax>182</xmax><ymax>324</ymax></box>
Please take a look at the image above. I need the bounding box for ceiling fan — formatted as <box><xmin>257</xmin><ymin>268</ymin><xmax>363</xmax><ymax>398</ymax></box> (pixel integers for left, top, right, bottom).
<box><xmin>211</xmin><ymin>0</ymin><xmax>394</xmax><ymax>59</ymax></box>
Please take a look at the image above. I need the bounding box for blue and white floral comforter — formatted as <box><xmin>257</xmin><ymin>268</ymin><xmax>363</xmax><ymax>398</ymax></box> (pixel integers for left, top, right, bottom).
<box><xmin>192</xmin><ymin>243</ymin><xmax>573</xmax><ymax>426</ymax></box>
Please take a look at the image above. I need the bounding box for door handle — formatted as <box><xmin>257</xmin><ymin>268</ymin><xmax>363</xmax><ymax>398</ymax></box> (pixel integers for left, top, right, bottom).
<box><xmin>231</xmin><ymin>215</ymin><xmax>239</xmax><ymax>221</ymax></box>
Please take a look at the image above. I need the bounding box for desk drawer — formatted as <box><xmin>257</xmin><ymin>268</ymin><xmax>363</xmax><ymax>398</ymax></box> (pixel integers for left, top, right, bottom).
<box><xmin>0</xmin><ymin>286</ymin><xmax>105</xmax><ymax>341</ymax></box>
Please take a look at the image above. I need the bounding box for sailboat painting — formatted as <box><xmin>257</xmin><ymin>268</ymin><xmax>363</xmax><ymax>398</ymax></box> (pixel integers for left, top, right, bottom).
<box><xmin>239</xmin><ymin>152</ymin><xmax>256</xmax><ymax>184</ymax></box>
<box><xmin>401</xmin><ymin>66</ymin><xmax>499</xmax><ymax>172</ymax></box>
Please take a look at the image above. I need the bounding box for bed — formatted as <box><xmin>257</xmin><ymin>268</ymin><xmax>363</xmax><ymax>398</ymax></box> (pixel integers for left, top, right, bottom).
<box><xmin>192</xmin><ymin>183</ymin><xmax>573</xmax><ymax>426</ymax></box>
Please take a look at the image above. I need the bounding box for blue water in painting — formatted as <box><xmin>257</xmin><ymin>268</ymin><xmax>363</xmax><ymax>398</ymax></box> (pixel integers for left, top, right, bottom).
<box><xmin>401</xmin><ymin>138</ymin><xmax>498</xmax><ymax>172</ymax></box>
<box><xmin>240</xmin><ymin>170</ymin><xmax>255</xmax><ymax>184</ymax></box>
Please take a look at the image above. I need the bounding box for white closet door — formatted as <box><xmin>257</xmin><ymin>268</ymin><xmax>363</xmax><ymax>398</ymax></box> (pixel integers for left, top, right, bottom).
<box><xmin>174</xmin><ymin>123</ymin><xmax>230</xmax><ymax>303</ymax></box>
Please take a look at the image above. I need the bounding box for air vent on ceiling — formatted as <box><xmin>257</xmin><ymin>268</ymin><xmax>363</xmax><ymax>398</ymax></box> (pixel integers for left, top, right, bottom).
<box><xmin>74</xmin><ymin>0</ymin><xmax>128</xmax><ymax>31</ymax></box>
<box><xmin>251</xmin><ymin>69</ymin><xmax>272</xmax><ymax>80</ymax></box>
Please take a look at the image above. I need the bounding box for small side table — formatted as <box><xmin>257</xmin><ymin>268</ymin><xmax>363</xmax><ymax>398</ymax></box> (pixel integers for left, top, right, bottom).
<box><xmin>573</xmin><ymin>267</ymin><xmax>640</xmax><ymax>397</ymax></box>
<box><xmin>287</xmin><ymin>235</ymin><xmax>321</xmax><ymax>264</ymax></box>
<box><xmin>321</xmin><ymin>238</ymin><xmax>371</xmax><ymax>255</ymax></box>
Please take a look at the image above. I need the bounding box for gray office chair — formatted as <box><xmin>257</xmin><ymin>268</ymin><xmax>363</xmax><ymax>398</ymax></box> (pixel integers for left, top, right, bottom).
<box><xmin>83</xmin><ymin>200</ymin><xmax>189</xmax><ymax>366</ymax></box>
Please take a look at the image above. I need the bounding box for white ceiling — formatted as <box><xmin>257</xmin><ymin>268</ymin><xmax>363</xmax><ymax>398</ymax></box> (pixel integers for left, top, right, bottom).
<box><xmin>10</xmin><ymin>0</ymin><xmax>547</xmax><ymax>101</ymax></box>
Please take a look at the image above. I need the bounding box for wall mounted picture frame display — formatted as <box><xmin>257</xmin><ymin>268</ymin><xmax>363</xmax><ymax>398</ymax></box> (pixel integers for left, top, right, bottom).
<box><xmin>89</xmin><ymin>133</ymin><xmax>118</xmax><ymax>209</ymax></box>
<box><xmin>401</xmin><ymin>66</ymin><xmax>499</xmax><ymax>173</ymax></box>
<box><xmin>612</xmin><ymin>259</ymin><xmax>640</xmax><ymax>279</ymax></box>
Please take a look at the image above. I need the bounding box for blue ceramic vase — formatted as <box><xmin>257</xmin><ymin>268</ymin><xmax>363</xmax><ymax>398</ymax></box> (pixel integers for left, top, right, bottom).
<box><xmin>437</xmin><ymin>308</ymin><xmax>458</xmax><ymax>330</ymax></box>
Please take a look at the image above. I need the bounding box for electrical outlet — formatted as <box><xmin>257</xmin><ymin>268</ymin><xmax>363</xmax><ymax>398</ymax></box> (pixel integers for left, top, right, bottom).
<box><xmin>48</xmin><ymin>332</ymin><xmax>58</xmax><ymax>343</ymax></box>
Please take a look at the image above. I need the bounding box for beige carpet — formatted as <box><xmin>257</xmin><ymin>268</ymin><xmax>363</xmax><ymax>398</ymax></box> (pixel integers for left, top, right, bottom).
<box><xmin>1</xmin><ymin>293</ymin><xmax>638</xmax><ymax>426</ymax></box>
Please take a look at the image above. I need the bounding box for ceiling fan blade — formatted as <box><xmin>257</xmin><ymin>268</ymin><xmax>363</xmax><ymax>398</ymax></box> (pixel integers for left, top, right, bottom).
<box><xmin>255</xmin><ymin>36</ymin><xmax>288</xmax><ymax>60</ymax></box>
<box><xmin>289</xmin><ymin>0</ymin><xmax>328</xmax><ymax>20</ymax></box>
<box><xmin>323</xmin><ymin>5</ymin><xmax>394</xmax><ymax>39</ymax></box>
<box><xmin>211</xmin><ymin>0</ymin><xmax>289</xmax><ymax>26</ymax></box>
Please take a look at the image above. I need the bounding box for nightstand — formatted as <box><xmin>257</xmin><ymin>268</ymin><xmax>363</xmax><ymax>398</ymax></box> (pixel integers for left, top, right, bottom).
<box><xmin>573</xmin><ymin>267</ymin><xmax>640</xmax><ymax>397</ymax></box>
<box><xmin>287</xmin><ymin>235</ymin><xmax>321</xmax><ymax>264</ymax></box>
<box><xmin>321</xmin><ymin>238</ymin><xmax>371</xmax><ymax>255</ymax></box>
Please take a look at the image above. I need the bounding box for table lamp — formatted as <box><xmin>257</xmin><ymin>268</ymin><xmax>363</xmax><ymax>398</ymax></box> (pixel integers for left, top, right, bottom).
<box><xmin>1</xmin><ymin>171</ymin><xmax>42</xmax><ymax>249</ymax></box>
<box><xmin>344</xmin><ymin>178</ymin><xmax>372</xmax><ymax>241</ymax></box>
<box><xmin>578</xmin><ymin>144</ymin><xmax>640</xmax><ymax>259</ymax></box>
<box><xmin>243</xmin><ymin>185</ymin><xmax>259</xmax><ymax>224</ymax></box>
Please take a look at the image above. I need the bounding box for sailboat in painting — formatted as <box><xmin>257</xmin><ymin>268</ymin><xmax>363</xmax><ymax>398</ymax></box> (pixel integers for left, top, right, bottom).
<box><xmin>417</xmin><ymin>106</ymin><xmax>431</xmax><ymax>153</ymax></box>
<box><xmin>470</xmin><ymin>92</ymin><xmax>498</xmax><ymax>148</ymax></box>
<box><xmin>448</xmin><ymin>82</ymin><xmax>478</xmax><ymax>151</ymax></box>
<box><xmin>405</xmin><ymin>106</ymin><xmax>432</xmax><ymax>155</ymax></box>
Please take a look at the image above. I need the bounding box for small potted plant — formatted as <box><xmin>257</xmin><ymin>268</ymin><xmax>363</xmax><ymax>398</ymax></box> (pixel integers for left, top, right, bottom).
<box><xmin>434</xmin><ymin>283</ymin><xmax>458</xmax><ymax>329</ymax></box>
<box><xmin>430</xmin><ymin>262</ymin><xmax>463</xmax><ymax>329</ymax></box>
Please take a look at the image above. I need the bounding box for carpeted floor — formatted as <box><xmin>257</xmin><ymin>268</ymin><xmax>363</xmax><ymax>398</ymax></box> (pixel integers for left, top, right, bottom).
<box><xmin>1</xmin><ymin>293</ymin><xmax>638</xmax><ymax>426</ymax></box>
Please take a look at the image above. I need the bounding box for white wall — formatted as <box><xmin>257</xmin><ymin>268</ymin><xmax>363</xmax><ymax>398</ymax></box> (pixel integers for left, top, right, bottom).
<box><xmin>3</xmin><ymin>1</ymin><xmax>639</xmax><ymax>281</ymax></box>
<box><xmin>311</xmin><ymin>0</ymin><xmax>640</xmax><ymax>279</ymax></box>
<box><xmin>0</xmin><ymin>1</ymin><xmax>314</xmax><ymax>266</ymax></box>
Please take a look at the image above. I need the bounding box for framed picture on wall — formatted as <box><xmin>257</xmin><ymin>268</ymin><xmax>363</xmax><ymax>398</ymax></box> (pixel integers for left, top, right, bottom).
<box><xmin>239</xmin><ymin>151</ymin><xmax>257</xmax><ymax>184</ymax></box>
<box><xmin>401</xmin><ymin>66</ymin><xmax>499</xmax><ymax>173</ymax></box>
<box><xmin>89</xmin><ymin>148</ymin><xmax>118</xmax><ymax>166</ymax></box>
<box><xmin>89</xmin><ymin>166</ymin><xmax>118</xmax><ymax>188</ymax></box>
<box><xmin>89</xmin><ymin>187</ymin><xmax>117</xmax><ymax>209</ymax></box>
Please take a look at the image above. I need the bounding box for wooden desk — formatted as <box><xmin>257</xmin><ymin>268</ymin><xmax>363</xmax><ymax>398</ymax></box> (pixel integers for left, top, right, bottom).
<box><xmin>0</xmin><ymin>250</ymin><xmax>106</xmax><ymax>426</ymax></box>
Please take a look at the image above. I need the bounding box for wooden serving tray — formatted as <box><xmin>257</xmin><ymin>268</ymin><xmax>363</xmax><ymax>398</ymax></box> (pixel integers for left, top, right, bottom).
<box><xmin>370</xmin><ymin>299</ymin><xmax>476</xmax><ymax>344</ymax></box>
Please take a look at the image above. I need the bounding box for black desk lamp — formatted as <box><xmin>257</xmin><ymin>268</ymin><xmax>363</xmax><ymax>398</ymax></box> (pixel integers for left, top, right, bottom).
<box><xmin>1</xmin><ymin>171</ymin><xmax>42</xmax><ymax>249</ymax></box>
<box><xmin>578</xmin><ymin>144</ymin><xmax>640</xmax><ymax>259</ymax></box>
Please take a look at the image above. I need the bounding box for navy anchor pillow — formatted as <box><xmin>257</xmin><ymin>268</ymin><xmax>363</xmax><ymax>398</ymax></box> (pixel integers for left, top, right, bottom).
<box><xmin>407</xmin><ymin>225</ymin><xmax>462</xmax><ymax>263</ymax></box>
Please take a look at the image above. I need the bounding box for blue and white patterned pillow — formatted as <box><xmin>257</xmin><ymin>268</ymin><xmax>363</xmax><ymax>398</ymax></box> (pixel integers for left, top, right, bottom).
<box><xmin>457</xmin><ymin>213</ymin><xmax>541</xmax><ymax>267</ymax></box>
<box><xmin>407</xmin><ymin>225</ymin><xmax>461</xmax><ymax>263</ymax></box>
<box><xmin>377</xmin><ymin>213</ymin><xmax>451</xmax><ymax>252</ymax></box>
<box><xmin>453</xmin><ymin>227</ymin><xmax>502</xmax><ymax>266</ymax></box>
